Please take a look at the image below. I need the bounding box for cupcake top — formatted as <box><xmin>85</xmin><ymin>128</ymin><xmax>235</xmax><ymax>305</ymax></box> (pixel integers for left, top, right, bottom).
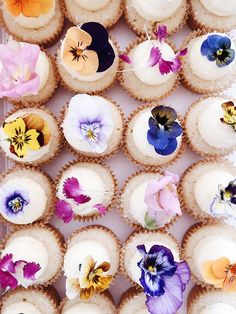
<box><xmin>187</xmin><ymin>33</ymin><xmax>236</xmax><ymax>80</ymax></box>
<box><xmin>73</xmin><ymin>0</ymin><xmax>110</xmax><ymax>11</ymax></box>
<box><xmin>0</xmin><ymin>38</ymin><xmax>50</xmax><ymax>99</ymax></box>
<box><xmin>200</xmin><ymin>0</ymin><xmax>236</xmax><ymax>17</ymax></box>
<box><xmin>2</xmin><ymin>0</ymin><xmax>56</xmax><ymax>29</ymax></box>
<box><xmin>121</xmin><ymin>171</ymin><xmax>181</xmax><ymax>229</ymax></box>
<box><xmin>0</xmin><ymin>108</ymin><xmax>58</xmax><ymax>164</ymax></box>
<box><xmin>64</xmin><ymin>226</ymin><xmax>119</xmax><ymax>300</ymax></box>
<box><xmin>118</xmin><ymin>290</ymin><xmax>148</xmax><ymax>314</ymax></box>
<box><xmin>132</xmin><ymin>0</ymin><xmax>183</xmax><ymax>21</ymax></box>
<box><xmin>62</xmin><ymin>94</ymin><xmax>123</xmax><ymax>157</ymax></box>
<box><xmin>59</xmin><ymin>22</ymin><xmax>116</xmax><ymax>82</ymax></box>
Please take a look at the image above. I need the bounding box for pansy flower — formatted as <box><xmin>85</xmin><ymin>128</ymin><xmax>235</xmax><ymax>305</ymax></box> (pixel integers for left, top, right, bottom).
<box><xmin>66</xmin><ymin>255</ymin><xmax>112</xmax><ymax>300</ymax></box>
<box><xmin>62</xmin><ymin>23</ymin><xmax>115</xmax><ymax>75</ymax></box>
<box><xmin>147</xmin><ymin>106</ymin><xmax>183</xmax><ymax>156</ymax></box>
<box><xmin>5</xmin><ymin>0</ymin><xmax>53</xmax><ymax>18</ymax></box>
<box><xmin>201</xmin><ymin>34</ymin><xmax>235</xmax><ymax>67</ymax></box>
<box><xmin>137</xmin><ymin>244</ymin><xmax>190</xmax><ymax>314</ymax></box>
<box><xmin>220</xmin><ymin>101</ymin><xmax>236</xmax><ymax>131</ymax></box>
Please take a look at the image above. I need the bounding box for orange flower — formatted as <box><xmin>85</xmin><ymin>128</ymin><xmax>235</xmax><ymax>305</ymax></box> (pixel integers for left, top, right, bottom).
<box><xmin>201</xmin><ymin>257</ymin><xmax>236</xmax><ymax>292</ymax></box>
<box><xmin>62</xmin><ymin>27</ymin><xmax>99</xmax><ymax>75</ymax></box>
<box><xmin>5</xmin><ymin>0</ymin><xmax>53</xmax><ymax>18</ymax></box>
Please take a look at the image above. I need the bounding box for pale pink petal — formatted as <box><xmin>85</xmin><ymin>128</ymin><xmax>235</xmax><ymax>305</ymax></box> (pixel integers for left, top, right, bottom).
<box><xmin>93</xmin><ymin>204</ymin><xmax>107</xmax><ymax>215</ymax></box>
<box><xmin>63</xmin><ymin>177</ymin><xmax>83</xmax><ymax>199</ymax></box>
<box><xmin>0</xmin><ymin>254</ymin><xmax>15</xmax><ymax>273</ymax></box>
<box><xmin>159</xmin><ymin>186</ymin><xmax>181</xmax><ymax>215</ymax></box>
<box><xmin>164</xmin><ymin>171</ymin><xmax>179</xmax><ymax>184</ymax></box>
<box><xmin>55</xmin><ymin>200</ymin><xmax>74</xmax><ymax>223</ymax></box>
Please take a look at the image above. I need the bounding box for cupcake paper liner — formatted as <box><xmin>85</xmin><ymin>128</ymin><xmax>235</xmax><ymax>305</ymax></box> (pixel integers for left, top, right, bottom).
<box><xmin>59</xmin><ymin>96</ymin><xmax>125</xmax><ymax>161</ymax></box>
<box><xmin>123</xmin><ymin>103</ymin><xmax>186</xmax><ymax>170</ymax></box>
<box><xmin>0</xmin><ymin>222</ymin><xmax>65</xmax><ymax>288</ymax></box>
<box><xmin>0</xmin><ymin>105</ymin><xmax>63</xmax><ymax>166</ymax></box>
<box><xmin>55</xmin><ymin>158</ymin><xmax>119</xmax><ymax>222</ymax></box>
<box><xmin>0</xmin><ymin>165</ymin><xmax>56</xmax><ymax>229</ymax></box>
<box><xmin>118</xmin><ymin>287</ymin><xmax>143</xmax><ymax>311</ymax></box>
<box><xmin>118</xmin><ymin>35</ymin><xmax>180</xmax><ymax>103</ymax></box>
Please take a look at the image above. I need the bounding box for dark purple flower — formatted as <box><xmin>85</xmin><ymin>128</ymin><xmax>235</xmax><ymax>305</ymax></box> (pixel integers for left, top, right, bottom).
<box><xmin>0</xmin><ymin>188</ymin><xmax>29</xmax><ymax>218</ymax></box>
<box><xmin>63</xmin><ymin>177</ymin><xmax>91</xmax><ymax>205</ymax></box>
<box><xmin>55</xmin><ymin>200</ymin><xmax>74</xmax><ymax>223</ymax></box>
<box><xmin>93</xmin><ymin>204</ymin><xmax>107</xmax><ymax>215</ymax></box>
<box><xmin>119</xmin><ymin>54</ymin><xmax>132</xmax><ymax>64</ymax></box>
<box><xmin>155</xmin><ymin>25</ymin><xmax>168</xmax><ymax>42</ymax></box>
<box><xmin>23</xmin><ymin>262</ymin><xmax>41</xmax><ymax>280</ymax></box>
<box><xmin>137</xmin><ymin>244</ymin><xmax>190</xmax><ymax>314</ymax></box>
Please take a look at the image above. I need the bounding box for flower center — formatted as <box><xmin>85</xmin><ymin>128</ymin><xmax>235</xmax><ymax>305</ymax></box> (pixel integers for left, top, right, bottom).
<box><xmin>8</xmin><ymin>196</ymin><xmax>24</xmax><ymax>213</ymax></box>
<box><xmin>87</xmin><ymin>129</ymin><xmax>96</xmax><ymax>141</ymax></box>
<box><xmin>148</xmin><ymin>265</ymin><xmax>155</xmax><ymax>272</ymax></box>
<box><xmin>217</xmin><ymin>49</ymin><xmax>223</xmax><ymax>56</ymax></box>
<box><xmin>76</xmin><ymin>48</ymin><xmax>83</xmax><ymax>57</ymax></box>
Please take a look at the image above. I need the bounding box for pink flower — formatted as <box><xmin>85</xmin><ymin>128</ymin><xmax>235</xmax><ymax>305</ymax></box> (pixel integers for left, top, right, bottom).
<box><xmin>0</xmin><ymin>39</ymin><xmax>40</xmax><ymax>99</ymax></box>
<box><xmin>55</xmin><ymin>200</ymin><xmax>74</xmax><ymax>223</ymax></box>
<box><xmin>144</xmin><ymin>171</ymin><xmax>181</xmax><ymax>227</ymax></box>
<box><xmin>63</xmin><ymin>177</ymin><xmax>91</xmax><ymax>205</ymax></box>
<box><xmin>93</xmin><ymin>204</ymin><xmax>107</xmax><ymax>215</ymax></box>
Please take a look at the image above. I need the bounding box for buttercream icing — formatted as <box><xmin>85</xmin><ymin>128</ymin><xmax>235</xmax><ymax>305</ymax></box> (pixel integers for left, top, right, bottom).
<box><xmin>74</xmin><ymin>0</ymin><xmax>110</xmax><ymax>10</ymax></box>
<box><xmin>200</xmin><ymin>0</ymin><xmax>236</xmax><ymax>17</ymax></box>
<box><xmin>64</xmin><ymin>303</ymin><xmax>102</xmax><ymax>314</ymax></box>
<box><xmin>2</xmin><ymin>302</ymin><xmax>41</xmax><ymax>314</ymax></box>
<box><xmin>200</xmin><ymin>303</ymin><xmax>236</xmax><ymax>314</ymax></box>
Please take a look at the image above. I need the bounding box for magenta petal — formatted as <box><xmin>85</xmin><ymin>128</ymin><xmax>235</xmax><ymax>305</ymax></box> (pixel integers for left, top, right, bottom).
<box><xmin>63</xmin><ymin>177</ymin><xmax>83</xmax><ymax>199</ymax></box>
<box><xmin>23</xmin><ymin>262</ymin><xmax>41</xmax><ymax>280</ymax></box>
<box><xmin>0</xmin><ymin>254</ymin><xmax>15</xmax><ymax>273</ymax></box>
<box><xmin>155</xmin><ymin>25</ymin><xmax>168</xmax><ymax>41</ymax></box>
<box><xmin>119</xmin><ymin>54</ymin><xmax>132</xmax><ymax>64</ymax></box>
<box><xmin>148</xmin><ymin>47</ymin><xmax>162</xmax><ymax>67</ymax></box>
<box><xmin>74</xmin><ymin>194</ymin><xmax>91</xmax><ymax>205</ymax></box>
<box><xmin>93</xmin><ymin>204</ymin><xmax>107</xmax><ymax>215</ymax></box>
<box><xmin>0</xmin><ymin>270</ymin><xmax>18</xmax><ymax>290</ymax></box>
<box><xmin>55</xmin><ymin>200</ymin><xmax>74</xmax><ymax>223</ymax></box>
<box><xmin>159</xmin><ymin>59</ymin><xmax>174</xmax><ymax>75</ymax></box>
<box><xmin>178</xmin><ymin>47</ymin><xmax>188</xmax><ymax>57</ymax></box>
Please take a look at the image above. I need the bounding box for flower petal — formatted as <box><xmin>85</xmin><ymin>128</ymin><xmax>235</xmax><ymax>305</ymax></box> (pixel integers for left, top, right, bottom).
<box><xmin>79</xmin><ymin>50</ymin><xmax>99</xmax><ymax>75</ymax></box>
<box><xmin>63</xmin><ymin>177</ymin><xmax>83</xmax><ymax>199</ymax></box>
<box><xmin>155</xmin><ymin>138</ymin><xmax>178</xmax><ymax>156</ymax></box>
<box><xmin>151</xmin><ymin>106</ymin><xmax>177</xmax><ymax>125</ymax></box>
<box><xmin>212</xmin><ymin>257</ymin><xmax>230</xmax><ymax>279</ymax></box>
<box><xmin>148</xmin><ymin>47</ymin><xmax>162</xmax><ymax>67</ymax></box>
<box><xmin>159</xmin><ymin>58</ymin><xmax>174</xmax><ymax>75</ymax></box>
<box><xmin>79</xmin><ymin>256</ymin><xmax>95</xmax><ymax>289</ymax></box>
<box><xmin>80</xmin><ymin>286</ymin><xmax>94</xmax><ymax>300</ymax></box>
<box><xmin>175</xmin><ymin>261</ymin><xmax>190</xmax><ymax>289</ymax></box>
<box><xmin>165</xmin><ymin>121</ymin><xmax>183</xmax><ymax>138</ymax></box>
<box><xmin>219</xmin><ymin>36</ymin><xmax>231</xmax><ymax>50</ymax></box>
<box><xmin>0</xmin><ymin>269</ymin><xmax>18</xmax><ymax>290</ymax></box>
<box><xmin>74</xmin><ymin>194</ymin><xmax>91</xmax><ymax>205</ymax></box>
<box><xmin>201</xmin><ymin>260</ymin><xmax>225</xmax><ymax>286</ymax></box>
<box><xmin>55</xmin><ymin>200</ymin><xmax>74</xmax><ymax>223</ymax></box>
<box><xmin>3</xmin><ymin>118</ymin><xmax>26</xmax><ymax>138</ymax></box>
<box><xmin>96</xmin><ymin>261</ymin><xmax>110</xmax><ymax>273</ymax></box>
<box><xmin>24</xmin><ymin>129</ymin><xmax>41</xmax><ymax>151</ymax></box>
<box><xmin>93</xmin><ymin>204</ymin><xmax>107</xmax><ymax>215</ymax></box>
<box><xmin>96</xmin><ymin>43</ymin><xmax>115</xmax><ymax>72</ymax></box>
<box><xmin>155</xmin><ymin>25</ymin><xmax>168</xmax><ymax>42</ymax></box>
<box><xmin>223</xmin><ymin>274</ymin><xmax>236</xmax><ymax>292</ymax></box>
<box><xmin>119</xmin><ymin>54</ymin><xmax>132</xmax><ymax>64</ymax></box>
<box><xmin>66</xmin><ymin>27</ymin><xmax>92</xmax><ymax>50</ymax></box>
<box><xmin>0</xmin><ymin>254</ymin><xmax>15</xmax><ymax>273</ymax></box>
<box><xmin>137</xmin><ymin>245</ymin><xmax>147</xmax><ymax>257</ymax></box>
<box><xmin>81</xmin><ymin>22</ymin><xmax>109</xmax><ymax>52</ymax></box>
<box><xmin>23</xmin><ymin>262</ymin><xmax>41</xmax><ymax>280</ymax></box>
<box><xmin>66</xmin><ymin>278</ymin><xmax>80</xmax><ymax>300</ymax></box>
<box><xmin>147</xmin><ymin>129</ymin><xmax>169</xmax><ymax>150</ymax></box>
<box><xmin>140</xmin><ymin>270</ymin><xmax>165</xmax><ymax>297</ymax></box>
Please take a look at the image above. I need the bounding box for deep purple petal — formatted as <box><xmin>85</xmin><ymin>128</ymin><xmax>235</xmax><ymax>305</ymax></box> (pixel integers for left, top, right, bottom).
<box><xmin>219</xmin><ymin>36</ymin><xmax>231</xmax><ymax>49</ymax></box>
<box><xmin>23</xmin><ymin>262</ymin><xmax>41</xmax><ymax>280</ymax></box>
<box><xmin>81</xmin><ymin>22</ymin><xmax>109</xmax><ymax>52</ymax></box>
<box><xmin>155</xmin><ymin>25</ymin><xmax>168</xmax><ymax>41</ymax></box>
<box><xmin>119</xmin><ymin>54</ymin><xmax>132</xmax><ymax>64</ymax></box>
<box><xmin>0</xmin><ymin>254</ymin><xmax>15</xmax><ymax>273</ymax></box>
<box><xmin>96</xmin><ymin>42</ymin><xmax>115</xmax><ymax>72</ymax></box>
<box><xmin>147</xmin><ymin>129</ymin><xmax>169</xmax><ymax>150</ymax></box>
<box><xmin>93</xmin><ymin>203</ymin><xmax>107</xmax><ymax>215</ymax></box>
<box><xmin>63</xmin><ymin>177</ymin><xmax>82</xmax><ymax>199</ymax></box>
<box><xmin>207</xmin><ymin>34</ymin><xmax>222</xmax><ymax>49</ymax></box>
<box><xmin>0</xmin><ymin>270</ymin><xmax>18</xmax><ymax>290</ymax></box>
<box><xmin>148</xmin><ymin>246</ymin><xmax>175</xmax><ymax>263</ymax></box>
<box><xmin>137</xmin><ymin>245</ymin><xmax>147</xmax><ymax>257</ymax></box>
<box><xmin>139</xmin><ymin>269</ymin><xmax>165</xmax><ymax>297</ymax></box>
<box><xmin>148</xmin><ymin>47</ymin><xmax>162</xmax><ymax>67</ymax></box>
<box><xmin>164</xmin><ymin>122</ymin><xmax>183</xmax><ymax>138</ymax></box>
<box><xmin>155</xmin><ymin>138</ymin><xmax>178</xmax><ymax>156</ymax></box>
<box><xmin>159</xmin><ymin>59</ymin><xmax>174</xmax><ymax>75</ymax></box>
<box><xmin>178</xmin><ymin>47</ymin><xmax>188</xmax><ymax>57</ymax></box>
<box><xmin>55</xmin><ymin>200</ymin><xmax>74</xmax><ymax>223</ymax></box>
<box><xmin>74</xmin><ymin>194</ymin><xmax>91</xmax><ymax>205</ymax></box>
<box><xmin>175</xmin><ymin>261</ymin><xmax>190</xmax><ymax>289</ymax></box>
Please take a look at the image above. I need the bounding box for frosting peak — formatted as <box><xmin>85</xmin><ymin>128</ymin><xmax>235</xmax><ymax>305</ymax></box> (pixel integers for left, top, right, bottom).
<box><xmin>200</xmin><ymin>0</ymin><xmax>236</xmax><ymax>16</ymax></box>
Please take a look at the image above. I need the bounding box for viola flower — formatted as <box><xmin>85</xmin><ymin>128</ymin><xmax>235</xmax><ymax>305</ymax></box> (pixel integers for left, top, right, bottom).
<box><xmin>137</xmin><ymin>245</ymin><xmax>190</xmax><ymax>314</ymax></box>
<box><xmin>0</xmin><ymin>186</ymin><xmax>29</xmax><ymax>217</ymax></box>
<box><xmin>144</xmin><ymin>171</ymin><xmax>181</xmax><ymax>229</ymax></box>
<box><xmin>201</xmin><ymin>34</ymin><xmax>235</xmax><ymax>67</ymax></box>
<box><xmin>0</xmin><ymin>39</ymin><xmax>40</xmax><ymax>99</ymax></box>
<box><xmin>66</xmin><ymin>255</ymin><xmax>113</xmax><ymax>300</ymax></box>
<box><xmin>147</xmin><ymin>106</ymin><xmax>183</xmax><ymax>156</ymax></box>
<box><xmin>220</xmin><ymin>101</ymin><xmax>236</xmax><ymax>131</ymax></box>
<box><xmin>62</xmin><ymin>23</ymin><xmax>115</xmax><ymax>75</ymax></box>
<box><xmin>5</xmin><ymin>0</ymin><xmax>53</xmax><ymax>18</ymax></box>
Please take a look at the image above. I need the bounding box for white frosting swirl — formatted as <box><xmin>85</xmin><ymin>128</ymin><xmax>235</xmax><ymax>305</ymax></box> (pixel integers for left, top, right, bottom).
<box><xmin>194</xmin><ymin>170</ymin><xmax>235</xmax><ymax>215</ymax></box>
<box><xmin>200</xmin><ymin>303</ymin><xmax>236</xmax><ymax>314</ymax></box>
<box><xmin>0</xmin><ymin>177</ymin><xmax>47</xmax><ymax>224</ymax></box>
<box><xmin>64</xmin><ymin>303</ymin><xmax>102</xmax><ymax>314</ymax></box>
<box><xmin>132</xmin><ymin>0</ymin><xmax>182</xmax><ymax>21</ymax></box>
<box><xmin>200</xmin><ymin>0</ymin><xmax>236</xmax><ymax>17</ymax></box>
<box><xmin>73</xmin><ymin>0</ymin><xmax>110</xmax><ymax>10</ymax></box>
<box><xmin>2</xmin><ymin>236</ymin><xmax>48</xmax><ymax>279</ymax></box>
<box><xmin>198</xmin><ymin>97</ymin><xmax>236</xmax><ymax>148</ymax></box>
<box><xmin>2</xmin><ymin>302</ymin><xmax>41</xmax><ymax>314</ymax></box>
<box><xmin>5</xmin><ymin>0</ymin><xmax>56</xmax><ymax>29</ymax></box>
<box><xmin>188</xmin><ymin>34</ymin><xmax>236</xmax><ymax>80</ymax></box>
<box><xmin>132</xmin><ymin>40</ymin><xmax>176</xmax><ymax>85</ymax></box>
<box><xmin>35</xmin><ymin>51</ymin><xmax>50</xmax><ymax>92</ymax></box>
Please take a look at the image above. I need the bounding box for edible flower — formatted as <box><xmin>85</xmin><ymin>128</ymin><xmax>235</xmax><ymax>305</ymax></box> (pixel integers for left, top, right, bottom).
<box><xmin>220</xmin><ymin>101</ymin><xmax>236</xmax><ymax>131</ymax></box>
<box><xmin>66</xmin><ymin>255</ymin><xmax>112</xmax><ymax>300</ymax></box>
<box><xmin>144</xmin><ymin>171</ymin><xmax>181</xmax><ymax>229</ymax></box>
<box><xmin>119</xmin><ymin>25</ymin><xmax>188</xmax><ymax>75</ymax></box>
<box><xmin>147</xmin><ymin>106</ymin><xmax>183</xmax><ymax>156</ymax></box>
<box><xmin>201</xmin><ymin>257</ymin><xmax>236</xmax><ymax>291</ymax></box>
<box><xmin>0</xmin><ymin>39</ymin><xmax>40</xmax><ymax>99</ymax></box>
<box><xmin>55</xmin><ymin>177</ymin><xmax>106</xmax><ymax>223</ymax></box>
<box><xmin>0</xmin><ymin>253</ymin><xmax>40</xmax><ymax>291</ymax></box>
<box><xmin>0</xmin><ymin>187</ymin><xmax>29</xmax><ymax>218</ymax></box>
<box><xmin>137</xmin><ymin>244</ymin><xmax>190</xmax><ymax>314</ymax></box>
<box><xmin>201</xmin><ymin>34</ymin><xmax>235</xmax><ymax>67</ymax></box>
<box><xmin>210</xmin><ymin>179</ymin><xmax>236</xmax><ymax>227</ymax></box>
<box><xmin>5</xmin><ymin>0</ymin><xmax>53</xmax><ymax>18</ymax></box>
<box><xmin>62</xmin><ymin>22</ymin><xmax>115</xmax><ymax>75</ymax></box>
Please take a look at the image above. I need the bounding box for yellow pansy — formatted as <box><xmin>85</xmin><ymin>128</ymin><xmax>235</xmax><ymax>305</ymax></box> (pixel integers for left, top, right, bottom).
<box><xmin>5</xmin><ymin>0</ymin><xmax>53</xmax><ymax>18</ymax></box>
<box><xmin>221</xmin><ymin>101</ymin><xmax>236</xmax><ymax>131</ymax></box>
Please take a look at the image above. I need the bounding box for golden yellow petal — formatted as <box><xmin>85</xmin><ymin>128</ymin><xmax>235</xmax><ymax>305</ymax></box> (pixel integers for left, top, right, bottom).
<box><xmin>3</xmin><ymin>118</ymin><xmax>26</xmax><ymax>138</ymax></box>
<box><xmin>41</xmin><ymin>122</ymin><xmax>51</xmax><ymax>145</ymax></box>
<box><xmin>96</xmin><ymin>261</ymin><xmax>110</xmax><ymax>273</ymax></box>
<box><xmin>212</xmin><ymin>257</ymin><xmax>230</xmax><ymax>279</ymax></box>
<box><xmin>79</xmin><ymin>256</ymin><xmax>95</xmax><ymax>289</ymax></box>
<box><xmin>78</xmin><ymin>50</ymin><xmax>99</xmax><ymax>75</ymax></box>
<box><xmin>201</xmin><ymin>261</ymin><xmax>224</xmax><ymax>287</ymax></box>
<box><xmin>14</xmin><ymin>141</ymin><xmax>27</xmax><ymax>158</ymax></box>
<box><xmin>23</xmin><ymin>114</ymin><xmax>44</xmax><ymax>131</ymax></box>
<box><xmin>5</xmin><ymin>0</ymin><xmax>22</xmax><ymax>16</ymax></box>
<box><xmin>80</xmin><ymin>286</ymin><xmax>94</xmax><ymax>300</ymax></box>
<box><xmin>94</xmin><ymin>275</ymin><xmax>113</xmax><ymax>293</ymax></box>
<box><xmin>21</xmin><ymin>0</ymin><xmax>53</xmax><ymax>17</ymax></box>
<box><xmin>25</xmin><ymin>129</ymin><xmax>41</xmax><ymax>151</ymax></box>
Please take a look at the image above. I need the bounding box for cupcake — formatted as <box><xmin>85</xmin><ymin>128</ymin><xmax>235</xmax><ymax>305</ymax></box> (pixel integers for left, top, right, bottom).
<box><xmin>0</xmin><ymin>286</ymin><xmax>60</xmax><ymax>314</ymax></box>
<box><xmin>122</xmin><ymin>230</ymin><xmax>190</xmax><ymax>314</ymax></box>
<box><xmin>56</xmin><ymin>23</ymin><xmax>119</xmax><ymax>94</ymax></box>
<box><xmin>64</xmin><ymin>0</ymin><xmax>123</xmax><ymax>29</ymax></box>
<box><xmin>120</xmin><ymin>170</ymin><xmax>182</xmax><ymax>230</ymax></box>
<box><xmin>185</xmin><ymin>96</ymin><xmax>236</xmax><ymax>158</ymax></box>
<box><xmin>179</xmin><ymin>160</ymin><xmax>236</xmax><ymax>226</ymax></box>
<box><xmin>124</xmin><ymin>104</ymin><xmax>184</xmax><ymax>168</ymax></box>
<box><xmin>0</xmin><ymin>39</ymin><xmax>58</xmax><ymax>106</ymax></box>
<box><xmin>0</xmin><ymin>166</ymin><xmax>54</xmax><ymax>227</ymax></box>
<box><xmin>0</xmin><ymin>0</ymin><xmax>64</xmax><ymax>46</ymax></box>
<box><xmin>188</xmin><ymin>0</ymin><xmax>236</xmax><ymax>33</ymax></box>
<box><xmin>119</xmin><ymin>25</ymin><xmax>187</xmax><ymax>102</ymax></box>
<box><xmin>0</xmin><ymin>224</ymin><xmax>64</xmax><ymax>289</ymax></box>
<box><xmin>182</xmin><ymin>222</ymin><xmax>236</xmax><ymax>290</ymax></box>
<box><xmin>64</xmin><ymin>225</ymin><xmax>120</xmax><ymax>301</ymax></box>
<box><xmin>61</xmin><ymin>94</ymin><xmax>124</xmax><ymax>159</ymax></box>
<box><xmin>55</xmin><ymin>161</ymin><xmax>117</xmax><ymax>222</ymax></box>
<box><xmin>188</xmin><ymin>285</ymin><xmax>236</xmax><ymax>314</ymax></box>
<box><xmin>118</xmin><ymin>288</ymin><xmax>150</xmax><ymax>314</ymax></box>
<box><xmin>0</xmin><ymin>107</ymin><xmax>60</xmax><ymax>165</ymax></box>
<box><xmin>124</xmin><ymin>0</ymin><xmax>188</xmax><ymax>36</ymax></box>
<box><xmin>60</xmin><ymin>292</ymin><xmax>116</xmax><ymax>314</ymax></box>
<box><xmin>180</xmin><ymin>30</ymin><xmax>236</xmax><ymax>93</ymax></box>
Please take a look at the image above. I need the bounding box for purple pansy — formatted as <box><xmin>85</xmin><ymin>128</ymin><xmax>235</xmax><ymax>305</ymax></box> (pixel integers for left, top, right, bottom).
<box><xmin>137</xmin><ymin>245</ymin><xmax>190</xmax><ymax>314</ymax></box>
<box><xmin>0</xmin><ymin>187</ymin><xmax>29</xmax><ymax>218</ymax></box>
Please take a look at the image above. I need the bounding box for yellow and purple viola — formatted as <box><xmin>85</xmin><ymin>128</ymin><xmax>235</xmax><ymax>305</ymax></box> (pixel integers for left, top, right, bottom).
<box><xmin>220</xmin><ymin>101</ymin><xmax>236</xmax><ymax>131</ymax></box>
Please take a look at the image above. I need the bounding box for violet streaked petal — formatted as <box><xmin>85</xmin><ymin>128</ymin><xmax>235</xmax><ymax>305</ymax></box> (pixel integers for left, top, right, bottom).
<box><xmin>0</xmin><ymin>254</ymin><xmax>15</xmax><ymax>273</ymax></box>
<box><xmin>23</xmin><ymin>262</ymin><xmax>41</xmax><ymax>280</ymax></box>
<box><xmin>177</xmin><ymin>47</ymin><xmax>188</xmax><ymax>57</ymax></box>
<box><xmin>74</xmin><ymin>194</ymin><xmax>91</xmax><ymax>205</ymax></box>
<box><xmin>148</xmin><ymin>47</ymin><xmax>161</xmax><ymax>67</ymax></box>
<box><xmin>55</xmin><ymin>200</ymin><xmax>74</xmax><ymax>223</ymax></box>
<box><xmin>0</xmin><ymin>270</ymin><xmax>18</xmax><ymax>290</ymax></box>
<box><xmin>155</xmin><ymin>25</ymin><xmax>168</xmax><ymax>42</ymax></box>
<box><xmin>175</xmin><ymin>261</ymin><xmax>190</xmax><ymax>290</ymax></box>
<box><xmin>93</xmin><ymin>203</ymin><xmax>107</xmax><ymax>215</ymax></box>
<box><xmin>63</xmin><ymin>177</ymin><xmax>83</xmax><ymax>199</ymax></box>
<box><xmin>159</xmin><ymin>59</ymin><xmax>174</xmax><ymax>75</ymax></box>
<box><xmin>119</xmin><ymin>54</ymin><xmax>132</xmax><ymax>64</ymax></box>
<box><xmin>137</xmin><ymin>245</ymin><xmax>147</xmax><ymax>257</ymax></box>
<box><xmin>164</xmin><ymin>171</ymin><xmax>179</xmax><ymax>184</ymax></box>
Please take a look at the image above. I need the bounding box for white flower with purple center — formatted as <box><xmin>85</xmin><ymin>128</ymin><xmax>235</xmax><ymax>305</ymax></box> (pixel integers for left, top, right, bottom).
<box><xmin>62</xmin><ymin>94</ymin><xmax>114</xmax><ymax>154</ymax></box>
<box><xmin>0</xmin><ymin>187</ymin><xmax>29</xmax><ymax>218</ymax></box>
